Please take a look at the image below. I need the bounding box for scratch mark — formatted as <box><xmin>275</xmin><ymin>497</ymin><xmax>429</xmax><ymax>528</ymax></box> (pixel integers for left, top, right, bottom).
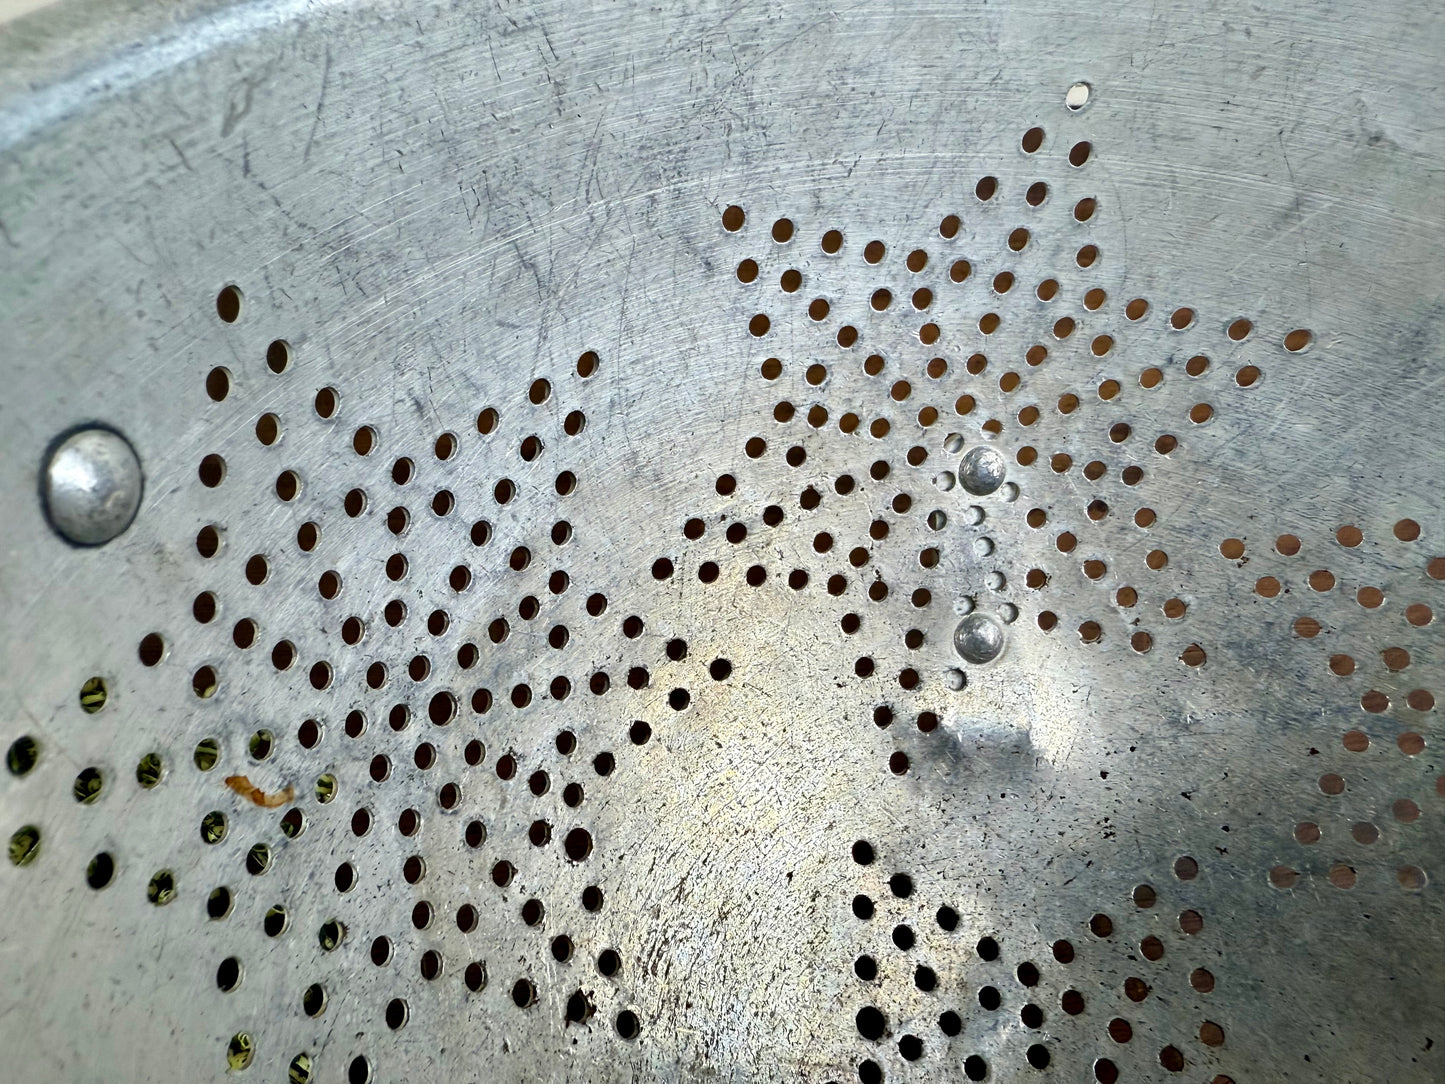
<box><xmin>219</xmin><ymin>73</ymin><xmax>259</xmax><ymax>138</ymax></box>
<box><xmin>1278</xmin><ymin>126</ymin><xmax>1314</xmax><ymax>311</ymax></box>
<box><xmin>486</xmin><ymin>29</ymin><xmax>502</xmax><ymax>82</ymax></box>
<box><xmin>539</xmin><ymin>23</ymin><xmax>560</xmax><ymax>63</ymax></box>
<box><xmin>168</xmin><ymin>137</ymin><xmax>194</xmax><ymax>173</ymax></box>
<box><xmin>302</xmin><ymin>45</ymin><xmax>333</xmax><ymax>164</ymax></box>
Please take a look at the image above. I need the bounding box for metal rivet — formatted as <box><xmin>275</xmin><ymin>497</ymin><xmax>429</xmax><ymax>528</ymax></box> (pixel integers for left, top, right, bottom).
<box><xmin>43</xmin><ymin>428</ymin><xmax>142</xmax><ymax>545</ymax></box>
<box><xmin>1066</xmin><ymin>82</ymin><xmax>1091</xmax><ymax>110</ymax></box>
<box><xmin>954</xmin><ymin>613</ymin><xmax>1005</xmax><ymax>664</ymax></box>
<box><xmin>958</xmin><ymin>446</ymin><xmax>1006</xmax><ymax>496</ymax></box>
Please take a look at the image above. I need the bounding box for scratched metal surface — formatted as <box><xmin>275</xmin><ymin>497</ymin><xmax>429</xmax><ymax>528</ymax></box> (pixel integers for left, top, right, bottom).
<box><xmin>0</xmin><ymin>1</ymin><xmax>1442</xmax><ymax>1081</ymax></box>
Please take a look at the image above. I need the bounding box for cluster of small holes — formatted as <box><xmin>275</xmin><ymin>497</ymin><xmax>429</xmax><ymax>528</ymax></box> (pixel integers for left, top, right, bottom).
<box><xmin>1064</xmin><ymin>864</ymin><xmax>1231</xmax><ymax>1075</ymax></box>
<box><xmin>726</xmin><ymin>117</ymin><xmax>1317</xmax><ymax>686</ymax></box>
<box><xmin>24</xmin><ymin>104</ymin><xmax>1351</xmax><ymax>1081</ymax></box>
<box><xmin>848</xmin><ymin>845</ymin><xmax>1229</xmax><ymax>1079</ymax></box>
<box><xmin>849</xmin><ymin>845</ymin><xmax>1021</xmax><ymax>1078</ymax></box>
<box><xmin>710</xmin><ymin>109</ymin><xmax>1354</xmax><ymax>1084</ymax></box>
<box><xmin>1234</xmin><ymin>522</ymin><xmax>1442</xmax><ymax>893</ymax></box>
<box><xmin>85</xmin><ymin>292</ymin><xmax>642</xmax><ymax>1071</ymax></box>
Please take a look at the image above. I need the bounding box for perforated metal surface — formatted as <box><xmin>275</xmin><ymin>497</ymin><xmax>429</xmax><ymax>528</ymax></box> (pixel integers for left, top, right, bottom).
<box><xmin>1</xmin><ymin>2</ymin><xmax>1443</xmax><ymax>1081</ymax></box>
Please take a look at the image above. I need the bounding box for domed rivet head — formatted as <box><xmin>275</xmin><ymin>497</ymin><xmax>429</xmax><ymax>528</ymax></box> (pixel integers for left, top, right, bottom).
<box><xmin>954</xmin><ymin>613</ymin><xmax>1004</xmax><ymax>664</ymax></box>
<box><xmin>959</xmin><ymin>447</ymin><xmax>1006</xmax><ymax>496</ymax></box>
<box><xmin>43</xmin><ymin>427</ymin><xmax>143</xmax><ymax>545</ymax></box>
